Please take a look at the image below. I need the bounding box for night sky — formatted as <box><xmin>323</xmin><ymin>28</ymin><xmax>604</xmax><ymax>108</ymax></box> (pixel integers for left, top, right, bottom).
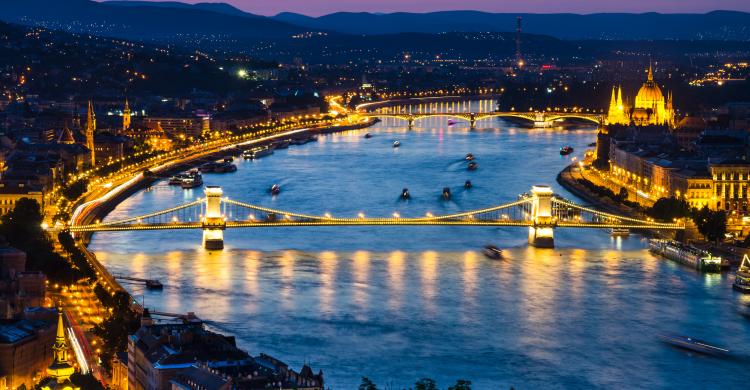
<box><xmin>119</xmin><ymin>0</ymin><xmax>750</xmax><ymax>16</ymax></box>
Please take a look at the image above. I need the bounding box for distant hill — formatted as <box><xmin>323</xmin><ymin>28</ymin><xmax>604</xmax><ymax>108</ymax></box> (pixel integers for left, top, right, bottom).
<box><xmin>273</xmin><ymin>10</ymin><xmax>750</xmax><ymax>40</ymax></box>
<box><xmin>0</xmin><ymin>0</ymin><xmax>305</xmax><ymax>41</ymax></box>
<box><xmin>104</xmin><ymin>1</ymin><xmax>255</xmax><ymax>18</ymax></box>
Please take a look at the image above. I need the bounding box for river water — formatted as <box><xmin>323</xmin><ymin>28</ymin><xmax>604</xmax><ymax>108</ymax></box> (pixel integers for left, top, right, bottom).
<box><xmin>90</xmin><ymin>100</ymin><xmax>749</xmax><ymax>389</ymax></box>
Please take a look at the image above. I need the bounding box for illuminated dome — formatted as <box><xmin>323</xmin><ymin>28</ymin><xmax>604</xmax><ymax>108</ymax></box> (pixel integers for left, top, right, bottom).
<box><xmin>636</xmin><ymin>80</ymin><xmax>664</xmax><ymax>105</ymax></box>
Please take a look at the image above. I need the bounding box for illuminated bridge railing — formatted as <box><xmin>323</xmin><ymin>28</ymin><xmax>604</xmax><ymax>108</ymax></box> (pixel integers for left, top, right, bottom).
<box><xmin>67</xmin><ymin>194</ymin><xmax>683</xmax><ymax>233</ymax></box>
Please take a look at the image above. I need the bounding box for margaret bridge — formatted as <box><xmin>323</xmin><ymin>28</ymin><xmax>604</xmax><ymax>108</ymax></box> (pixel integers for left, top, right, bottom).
<box><xmin>358</xmin><ymin>111</ymin><xmax>604</xmax><ymax>129</ymax></box>
<box><xmin>67</xmin><ymin>185</ymin><xmax>683</xmax><ymax>250</ymax></box>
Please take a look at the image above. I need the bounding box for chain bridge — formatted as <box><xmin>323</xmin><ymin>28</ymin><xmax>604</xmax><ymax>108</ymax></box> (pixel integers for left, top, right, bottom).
<box><xmin>67</xmin><ymin>186</ymin><xmax>683</xmax><ymax>250</ymax></box>
<box><xmin>358</xmin><ymin>111</ymin><xmax>603</xmax><ymax>129</ymax></box>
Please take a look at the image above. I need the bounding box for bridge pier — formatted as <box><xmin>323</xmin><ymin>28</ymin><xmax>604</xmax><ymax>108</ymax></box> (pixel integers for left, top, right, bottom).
<box><xmin>407</xmin><ymin>117</ymin><xmax>414</xmax><ymax>130</ymax></box>
<box><xmin>528</xmin><ymin>185</ymin><xmax>555</xmax><ymax>248</ymax></box>
<box><xmin>202</xmin><ymin>186</ymin><xmax>226</xmax><ymax>250</ymax></box>
<box><xmin>469</xmin><ymin>113</ymin><xmax>476</xmax><ymax>129</ymax></box>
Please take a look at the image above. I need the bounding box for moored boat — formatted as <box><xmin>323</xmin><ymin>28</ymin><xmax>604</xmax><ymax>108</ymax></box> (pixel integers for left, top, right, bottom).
<box><xmin>393</xmin><ymin>140</ymin><xmax>401</xmax><ymax>148</ymax></box>
<box><xmin>464</xmin><ymin>180</ymin><xmax>472</xmax><ymax>189</ymax></box>
<box><xmin>560</xmin><ymin>146</ymin><xmax>574</xmax><ymax>155</ymax></box>
<box><xmin>465</xmin><ymin>153</ymin><xmax>475</xmax><ymax>161</ymax></box>
<box><xmin>243</xmin><ymin>146</ymin><xmax>274</xmax><ymax>160</ymax></box>
<box><xmin>649</xmin><ymin>239</ymin><xmax>723</xmax><ymax>272</ymax></box>
<box><xmin>610</xmin><ymin>228</ymin><xmax>630</xmax><ymax>237</ymax></box>
<box><xmin>270</xmin><ymin>184</ymin><xmax>281</xmax><ymax>195</ymax></box>
<box><xmin>364</xmin><ymin>133</ymin><xmax>373</xmax><ymax>139</ymax></box>
<box><xmin>169</xmin><ymin>173</ymin><xmax>189</xmax><ymax>185</ymax></box>
<box><xmin>467</xmin><ymin>161</ymin><xmax>478</xmax><ymax>171</ymax></box>
<box><xmin>180</xmin><ymin>173</ymin><xmax>203</xmax><ymax>189</ymax></box>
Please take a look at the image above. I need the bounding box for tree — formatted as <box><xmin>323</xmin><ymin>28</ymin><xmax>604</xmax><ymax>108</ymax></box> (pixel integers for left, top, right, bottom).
<box><xmin>358</xmin><ymin>377</ymin><xmax>378</xmax><ymax>390</ymax></box>
<box><xmin>0</xmin><ymin>198</ymin><xmax>77</xmax><ymax>282</ymax></box>
<box><xmin>91</xmin><ymin>291</ymin><xmax>140</xmax><ymax>371</ymax></box>
<box><xmin>447</xmin><ymin>380</ymin><xmax>472</xmax><ymax>390</ymax></box>
<box><xmin>617</xmin><ymin>187</ymin><xmax>629</xmax><ymax>201</ymax></box>
<box><xmin>692</xmin><ymin>206</ymin><xmax>727</xmax><ymax>243</ymax></box>
<box><xmin>415</xmin><ymin>378</ymin><xmax>438</xmax><ymax>390</ymax></box>
<box><xmin>649</xmin><ymin>197</ymin><xmax>691</xmax><ymax>221</ymax></box>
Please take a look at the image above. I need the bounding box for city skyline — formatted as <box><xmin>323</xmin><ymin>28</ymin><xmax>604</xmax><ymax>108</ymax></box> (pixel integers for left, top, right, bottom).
<box><xmin>97</xmin><ymin>0</ymin><xmax>750</xmax><ymax>16</ymax></box>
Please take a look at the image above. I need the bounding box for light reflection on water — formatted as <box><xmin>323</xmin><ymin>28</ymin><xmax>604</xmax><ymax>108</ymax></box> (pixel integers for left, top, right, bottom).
<box><xmin>90</xmin><ymin>101</ymin><xmax>749</xmax><ymax>389</ymax></box>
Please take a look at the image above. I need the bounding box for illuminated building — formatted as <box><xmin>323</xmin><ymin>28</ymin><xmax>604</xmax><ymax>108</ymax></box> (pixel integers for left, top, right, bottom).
<box><xmin>606</xmin><ymin>65</ymin><xmax>675</xmax><ymax>127</ymax></box>
<box><xmin>40</xmin><ymin>309</ymin><xmax>79</xmax><ymax>390</ymax></box>
<box><xmin>711</xmin><ymin>160</ymin><xmax>750</xmax><ymax>212</ymax></box>
<box><xmin>122</xmin><ymin>98</ymin><xmax>131</xmax><ymax>132</ymax></box>
<box><xmin>85</xmin><ymin>101</ymin><xmax>96</xmax><ymax>166</ymax></box>
<box><xmin>606</xmin><ymin>86</ymin><xmax>628</xmax><ymax>125</ymax></box>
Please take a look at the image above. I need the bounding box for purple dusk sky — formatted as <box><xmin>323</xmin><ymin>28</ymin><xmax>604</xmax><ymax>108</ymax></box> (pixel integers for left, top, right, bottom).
<box><xmin>124</xmin><ymin>0</ymin><xmax>750</xmax><ymax>16</ymax></box>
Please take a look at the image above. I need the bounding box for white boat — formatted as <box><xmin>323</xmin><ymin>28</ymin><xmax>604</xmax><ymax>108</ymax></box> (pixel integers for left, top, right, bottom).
<box><xmin>393</xmin><ymin>140</ymin><xmax>401</xmax><ymax>148</ymax></box>
<box><xmin>649</xmin><ymin>239</ymin><xmax>723</xmax><ymax>272</ymax></box>
<box><xmin>610</xmin><ymin>228</ymin><xmax>630</xmax><ymax>237</ymax></box>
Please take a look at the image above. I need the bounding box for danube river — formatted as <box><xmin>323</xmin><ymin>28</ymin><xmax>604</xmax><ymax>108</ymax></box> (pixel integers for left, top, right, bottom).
<box><xmin>90</xmin><ymin>101</ymin><xmax>749</xmax><ymax>389</ymax></box>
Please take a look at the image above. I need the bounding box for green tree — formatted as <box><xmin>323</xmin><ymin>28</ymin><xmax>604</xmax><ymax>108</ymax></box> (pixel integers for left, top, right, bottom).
<box><xmin>0</xmin><ymin>198</ymin><xmax>77</xmax><ymax>282</ymax></box>
<box><xmin>358</xmin><ymin>377</ymin><xmax>378</xmax><ymax>390</ymax></box>
<box><xmin>649</xmin><ymin>197</ymin><xmax>691</xmax><ymax>221</ymax></box>
<box><xmin>91</xmin><ymin>291</ymin><xmax>140</xmax><ymax>371</ymax></box>
<box><xmin>692</xmin><ymin>206</ymin><xmax>727</xmax><ymax>243</ymax></box>
<box><xmin>447</xmin><ymin>379</ymin><xmax>472</xmax><ymax>390</ymax></box>
<box><xmin>415</xmin><ymin>378</ymin><xmax>438</xmax><ymax>390</ymax></box>
<box><xmin>618</xmin><ymin>187</ymin><xmax>629</xmax><ymax>201</ymax></box>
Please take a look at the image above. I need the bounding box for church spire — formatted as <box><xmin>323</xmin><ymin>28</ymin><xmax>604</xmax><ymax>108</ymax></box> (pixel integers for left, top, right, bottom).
<box><xmin>45</xmin><ymin>309</ymin><xmax>76</xmax><ymax>385</ymax></box>
<box><xmin>610</xmin><ymin>87</ymin><xmax>616</xmax><ymax>107</ymax></box>
<box><xmin>617</xmin><ymin>86</ymin><xmax>623</xmax><ymax>109</ymax></box>
<box><xmin>123</xmin><ymin>98</ymin><xmax>131</xmax><ymax>132</ymax></box>
<box><xmin>85</xmin><ymin>101</ymin><xmax>96</xmax><ymax>166</ymax></box>
<box><xmin>647</xmin><ymin>61</ymin><xmax>654</xmax><ymax>82</ymax></box>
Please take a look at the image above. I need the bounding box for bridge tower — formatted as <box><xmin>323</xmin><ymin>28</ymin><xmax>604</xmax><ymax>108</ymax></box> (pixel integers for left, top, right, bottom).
<box><xmin>407</xmin><ymin>116</ymin><xmax>414</xmax><ymax>129</ymax></box>
<box><xmin>529</xmin><ymin>185</ymin><xmax>555</xmax><ymax>248</ymax></box>
<box><xmin>469</xmin><ymin>113</ymin><xmax>476</xmax><ymax>129</ymax></box>
<box><xmin>202</xmin><ymin>186</ymin><xmax>226</xmax><ymax>250</ymax></box>
<box><xmin>533</xmin><ymin>112</ymin><xmax>551</xmax><ymax>128</ymax></box>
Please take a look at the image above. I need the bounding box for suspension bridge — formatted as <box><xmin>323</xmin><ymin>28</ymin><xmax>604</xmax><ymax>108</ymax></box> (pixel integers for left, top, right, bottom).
<box><xmin>358</xmin><ymin>111</ymin><xmax>604</xmax><ymax>129</ymax></box>
<box><xmin>67</xmin><ymin>185</ymin><xmax>683</xmax><ymax>250</ymax></box>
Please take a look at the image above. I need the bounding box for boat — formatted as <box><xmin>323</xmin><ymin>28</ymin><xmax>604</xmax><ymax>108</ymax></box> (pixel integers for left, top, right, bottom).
<box><xmin>223</xmin><ymin>156</ymin><xmax>234</xmax><ymax>163</ymax></box>
<box><xmin>610</xmin><ymin>228</ymin><xmax>630</xmax><ymax>237</ymax></box>
<box><xmin>364</xmin><ymin>133</ymin><xmax>373</xmax><ymax>139</ymax></box>
<box><xmin>243</xmin><ymin>146</ymin><xmax>274</xmax><ymax>160</ymax></box>
<box><xmin>560</xmin><ymin>146</ymin><xmax>574</xmax><ymax>155</ymax></box>
<box><xmin>447</xmin><ymin>119</ymin><xmax>457</xmax><ymax>126</ymax></box>
<box><xmin>733</xmin><ymin>254</ymin><xmax>750</xmax><ymax>293</ymax></box>
<box><xmin>649</xmin><ymin>239</ymin><xmax>724</xmax><ymax>272</ymax></box>
<box><xmin>291</xmin><ymin>136</ymin><xmax>316</xmax><ymax>145</ymax></box>
<box><xmin>658</xmin><ymin>334</ymin><xmax>730</xmax><ymax>356</ymax></box>
<box><xmin>214</xmin><ymin>162</ymin><xmax>237</xmax><ymax>173</ymax></box>
<box><xmin>168</xmin><ymin>173</ymin><xmax>189</xmax><ymax>185</ymax></box>
<box><xmin>401</xmin><ymin>188</ymin><xmax>410</xmax><ymax>200</ymax></box>
<box><xmin>465</xmin><ymin>153</ymin><xmax>475</xmax><ymax>161</ymax></box>
<box><xmin>270</xmin><ymin>184</ymin><xmax>281</xmax><ymax>195</ymax></box>
<box><xmin>467</xmin><ymin>162</ymin><xmax>478</xmax><ymax>171</ymax></box>
<box><xmin>180</xmin><ymin>173</ymin><xmax>203</xmax><ymax>189</ymax></box>
<box><xmin>273</xmin><ymin>140</ymin><xmax>290</xmax><ymax>149</ymax></box>
<box><xmin>145</xmin><ymin>279</ymin><xmax>164</xmax><ymax>290</ymax></box>
<box><xmin>393</xmin><ymin>140</ymin><xmax>401</xmax><ymax>148</ymax></box>
<box><xmin>199</xmin><ymin>162</ymin><xmax>219</xmax><ymax>173</ymax></box>
<box><xmin>464</xmin><ymin>180</ymin><xmax>472</xmax><ymax>189</ymax></box>
<box><xmin>588</xmin><ymin>142</ymin><xmax>597</xmax><ymax>147</ymax></box>
<box><xmin>482</xmin><ymin>245</ymin><xmax>503</xmax><ymax>260</ymax></box>
<box><xmin>442</xmin><ymin>187</ymin><xmax>451</xmax><ymax>200</ymax></box>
